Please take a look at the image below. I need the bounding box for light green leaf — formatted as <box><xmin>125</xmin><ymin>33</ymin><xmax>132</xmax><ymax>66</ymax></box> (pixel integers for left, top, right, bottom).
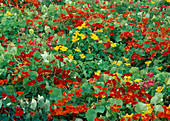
<box><xmin>0</xmin><ymin>99</ymin><xmax>2</xmax><ymax>108</ymax></box>
<box><xmin>45</xmin><ymin>99</ymin><xmax>50</xmax><ymax>112</ymax></box>
<box><xmin>135</xmin><ymin>102</ymin><xmax>148</xmax><ymax>113</ymax></box>
<box><xmin>130</xmin><ymin>67</ymin><xmax>139</xmax><ymax>73</ymax></box>
<box><xmin>49</xmin><ymin>87</ymin><xmax>62</xmax><ymax>100</ymax></box>
<box><xmin>38</xmin><ymin>95</ymin><xmax>44</xmax><ymax>108</ymax></box>
<box><xmin>85</xmin><ymin>109</ymin><xmax>97</xmax><ymax>121</ymax></box>
<box><xmin>30</xmin><ymin>98</ymin><xmax>37</xmax><ymax>110</ymax></box>
<box><xmin>154</xmin><ymin>105</ymin><xmax>164</xmax><ymax>113</ymax></box>
<box><xmin>96</xmin><ymin>106</ymin><xmax>105</xmax><ymax>113</ymax></box>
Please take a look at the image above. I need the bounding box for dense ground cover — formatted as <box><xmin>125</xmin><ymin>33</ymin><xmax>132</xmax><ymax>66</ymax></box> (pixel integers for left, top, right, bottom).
<box><xmin>0</xmin><ymin>0</ymin><xmax>170</xmax><ymax>120</ymax></box>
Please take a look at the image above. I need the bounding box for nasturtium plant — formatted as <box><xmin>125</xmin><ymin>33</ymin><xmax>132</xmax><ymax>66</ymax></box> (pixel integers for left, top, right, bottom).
<box><xmin>0</xmin><ymin>0</ymin><xmax>169</xmax><ymax>120</ymax></box>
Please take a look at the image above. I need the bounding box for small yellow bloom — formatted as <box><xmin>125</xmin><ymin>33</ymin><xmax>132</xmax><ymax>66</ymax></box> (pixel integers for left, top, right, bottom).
<box><xmin>167</xmin><ymin>105</ymin><xmax>170</xmax><ymax>109</ymax></box>
<box><xmin>95</xmin><ymin>70</ymin><xmax>100</xmax><ymax>76</ymax></box>
<box><xmin>113</xmin><ymin>72</ymin><xmax>119</xmax><ymax>75</ymax></box>
<box><xmin>124</xmin><ymin>63</ymin><xmax>131</xmax><ymax>66</ymax></box>
<box><xmin>112</xmin><ymin>61</ymin><xmax>117</xmax><ymax>65</ymax></box>
<box><xmin>79</xmin><ymin>34</ymin><xmax>86</xmax><ymax>39</ymax></box>
<box><xmin>68</xmin><ymin>54</ymin><xmax>74</xmax><ymax>60</ymax></box>
<box><xmin>72</xmin><ymin>36</ymin><xmax>79</xmax><ymax>42</ymax></box>
<box><xmin>156</xmin><ymin>86</ymin><xmax>164</xmax><ymax>92</ymax></box>
<box><xmin>74</xmin><ymin>30</ymin><xmax>80</xmax><ymax>36</ymax></box>
<box><xmin>74</xmin><ymin>47</ymin><xmax>81</xmax><ymax>52</ymax></box>
<box><xmin>97</xmin><ymin>29</ymin><xmax>103</xmax><ymax>32</ymax></box>
<box><xmin>111</xmin><ymin>43</ymin><xmax>116</xmax><ymax>47</ymax></box>
<box><xmin>107</xmin><ymin>38</ymin><xmax>110</xmax><ymax>42</ymax></box>
<box><xmin>145</xmin><ymin>61</ymin><xmax>152</xmax><ymax>66</ymax></box>
<box><xmin>102</xmin><ymin>95</ymin><xmax>106</xmax><ymax>98</ymax></box>
<box><xmin>151</xmin><ymin>1</ymin><xmax>155</xmax><ymax>4</ymax></box>
<box><xmin>98</xmin><ymin>40</ymin><xmax>102</xmax><ymax>43</ymax></box>
<box><xmin>80</xmin><ymin>54</ymin><xmax>85</xmax><ymax>59</ymax></box>
<box><xmin>124</xmin><ymin>113</ymin><xmax>133</xmax><ymax>118</ymax></box>
<box><xmin>157</xmin><ymin>66</ymin><xmax>163</xmax><ymax>70</ymax></box>
<box><xmin>124</xmin><ymin>76</ymin><xmax>131</xmax><ymax>80</ymax></box>
<box><xmin>54</xmin><ymin>46</ymin><xmax>60</xmax><ymax>51</ymax></box>
<box><xmin>7</xmin><ymin>11</ymin><xmax>12</xmax><ymax>16</ymax></box>
<box><xmin>134</xmin><ymin>79</ymin><xmax>142</xmax><ymax>83</ymax></box>
<box><xmin>116</xmin><ymin>62</ymin><xmax>122</xmax><ymax>66</ymax></box>
<box><xmin>90</xmin><ymin>33</ymin><xmax>99</xmax><ymax>40</ymax></box>
<box><xmin>142</xmin><ymin>104</ymin><xmax>153</xmax><ymax>114</ymax></box>
<box><xmin>105</xmin><ymin>35</ymin><xmax>107</xmax><ymax>37</ymax></box>
<box><xmin>77</xmin><ymin>26</ymin><xmax>83</xmax><ymax>30</ymax></box>
<box><xmin>60</xmin><ymin>46</ymin><xmax>68</xmax><ymax>51</ymax></box>
<box><xmin>123</xmin><ymin>57</ymin><xmax>129</xmax><ymax>61</ymax></box>
<box><xmin>77</xmin><ymin>22</ymin><xmax>87</xmax><ymax>30</ymax></box>
<box><xmin>88</xmin><ymin>48</ymin><xmax>91</xmax><ymax>53</ymax></box>
<box><xmin>166</xmin><ymin>0</ymin><xmax>170</xmax><ymax>2</ymax></box>
<box><xmin>81</xmin><ymin>22</ymin><xmax>87</xmax><ymax>28</ymax></box>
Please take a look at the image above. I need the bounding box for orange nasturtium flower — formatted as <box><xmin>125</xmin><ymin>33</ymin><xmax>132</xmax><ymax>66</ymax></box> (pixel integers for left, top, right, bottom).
<box><xmin>157</xmin><ymin>66</ymin><xmax>163</xmax><ymax>70</ymax></box>
<box><xmin>16</xmin><ymin>91</ymin><xmax>24</xmax><ymax>96</ymax></box>
<box><xmin>156</xmin><ymin>86</ymin><xmax>164</xmax><ymax>92</ymax></box>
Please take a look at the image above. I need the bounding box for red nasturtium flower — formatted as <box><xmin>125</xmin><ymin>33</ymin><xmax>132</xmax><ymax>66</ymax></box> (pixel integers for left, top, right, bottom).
<box><xmin>156</xmin><ymin>112</ymin><xmax>167</xmax><ymax>118</ymax></box>
<box><xmin>27</xmin><ymin>80</ymin><xmax>36</xmax><ymax>86</ymax></box>
<box><xmin>110</xmin><ymin>104</ymin><xmax>121</xmax><ymax>112</ymax></box>
<box><xmin>22</xmin><ymin>71</ymin><xmax>30</xmax><ymax>77</ymax></box>
<box><xmin>132</xmin><ymin>113</ymin><xmax>142</xmax><ymax>120</ymax></box>
<box><xmin>61</xmin><ymin>70</ymin><xmax>70</xmax><ymax>79</ymax></box>
<box><xmin>15</xmin><ymin>107</ymin><xmax>24</xmax><ymax>117</ymax></box>
<box><xmin>75</xmin><ymin>90</ymin><xmax>82</xmax><ymax>97</ymax></box>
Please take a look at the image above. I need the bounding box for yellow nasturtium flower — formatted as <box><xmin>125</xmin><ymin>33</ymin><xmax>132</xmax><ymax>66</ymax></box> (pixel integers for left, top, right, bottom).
<box><xmin>95</xmin><ymin>70</ymin><xmax>100</xmax><ymax>76</ymax></box>
<box><xmin>124</xmin><ymin>63</ymin><xmax>131</xmax><ymax>66</ymax></box>
<box><xmin>98</xmin><ymin>40</ymin><xmax>102</xmax><ymax>43</ymax></box>
<box><xmin>79</xmin><ymin>34</ymin><xmax>86</xmax><ymax>39</ymax></box>
<box><xmin>142</xmin><ymin>104</ymin><xmax>153</xmax><ymax>114</ymax></box>
<box><xmin>54</xmin><ymin>45</ymin><xmax>68</xmax><ymax>51</ymax></box>
<box><xmin>7</xmin><ymin>11</ymin><xmax>12</xmax><ymax>16</ymax></box>
<box><xmin>145</xmin><ymin>61</ymin><xmax>152</xmax><ymax>66</ymax></box>
<box><xmin>74</xmin><ymin>30</ymin><xmax>80</xmax><ymax>36</ymax></box>
<box><xmin>74</xmin><ymin>47</ymin><xmax>81</xmax><ymax>52</ymax></box>
<box><xmin>79</xmin><ymin>54</ymin><xmax>85</xmax><ymax>59</ymax></box>
<box><xmin>54</xmin><ymin>46</ymin><xmax>60</xmax><ymax>51</ymax></box>
<box><xmin>113</xmin><ymin>72</ymin><xmax>119</xmax><ymax>76</ymax></box>
<box><xmin>151</xmin><ymin>1</ymin><xmax>155</xmax><ymax>4</ymax></box>
<box><xmin>116</xmin><ymin>62</ymin><xmax>122</xmax><ymax>66</ymax></box>
<box><xmin>60</xmin><ymin>46</ymin><xmax>68</xmax><ymax>51</ymax></box>
<box><xmin>123</xmin><ymin>57</ymin><xmax>129</xmax><ymax>61</ymax></box>
<box><xmin>156</xmin><ymin>86</ymin><xmax>164</xmax><ymax>92</ymax></box>
<box><xmin>97</xmin><ymin>29</ymin><xmax>103</xmax><ymax>32</ymax></box>
<box><xmin>134</xmin><ymin>79</ymin><xmax>142</xmax><ymax>83</ymax></box>
<box><xmin>77</xmin><ymin>22</ymin><xmax>87</xmax><ymax>29</ymax></box>
<box><xmin>88</xmin><ymin>48</ymin><xmax>91</xmax><ymax>53</ymax></box>
<box><xmin>72</xmin><ymin>36</ymin><xmax>79</xmax><ymax>42</ymax></box>
<box><xmin>68</xmin><ymin>54</ymin><xmax>74</xmax><ymax>60</ymax></box>
<box><xmin>111</xmin><ymin>43</ymin><xmax>116</xmax><ymax>47</ymax></box>
<box><xmin>124</xmin><ymin>113</ymin><xmax>133</xmax><ymax>118</ymax></box>
<box><xmin>112</xmin><ymin>61</ymin><xmax>117</xmax><ymax>65</ymax></box>
<box><xmin>90</xmin><ymin>33</ymin><xmax>99</xmax><ymax>40</ymax></box>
